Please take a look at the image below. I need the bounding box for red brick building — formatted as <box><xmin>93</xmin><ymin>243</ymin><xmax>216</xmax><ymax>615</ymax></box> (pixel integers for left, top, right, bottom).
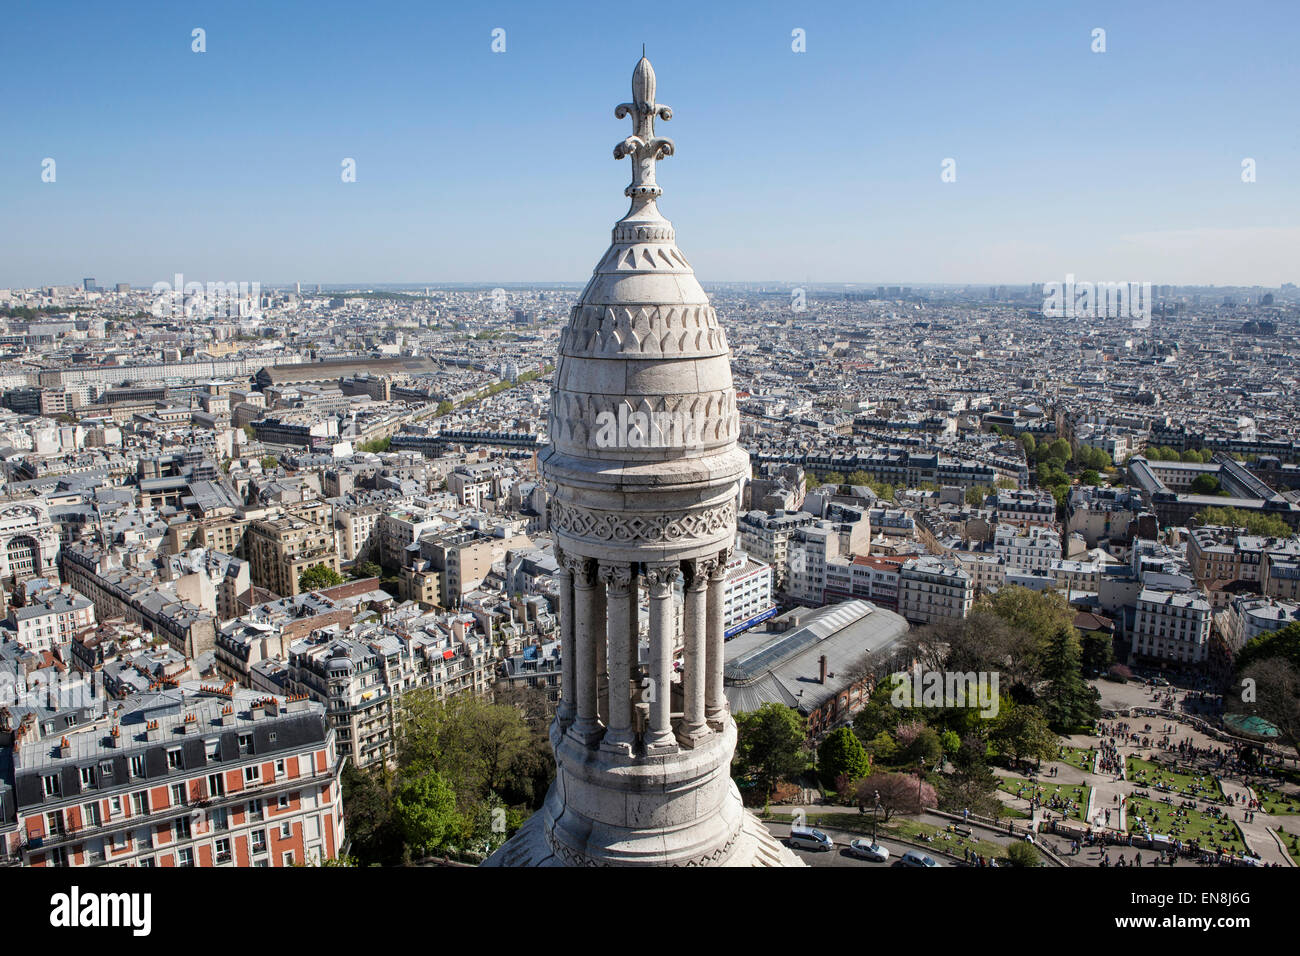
<box><xmin>1</xmin><ymin>689</ymin><xmax>344</xmax><ymax>867</ymax></box>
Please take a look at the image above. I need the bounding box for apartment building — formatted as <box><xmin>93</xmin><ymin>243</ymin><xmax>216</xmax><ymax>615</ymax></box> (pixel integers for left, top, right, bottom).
<box><xmin>953</xmin><ymin>551</ymin><xmax>1007</xmax><ymax>595</ymax></box>
<box><xmin>3</xmin><ymin>690</ymin><xmax>343</xmax><ymax>868</ymax></box>
<box><xmin>822</xmin><ymin>554</ymin><xmax>904</xmax><ymax>611</ymax></box>
<box><xmin>1216</xmin><ymin>596</ymin><xmax>1300</xmax><ymax>661</ymax></box>
<box><xmin>994</xmin><ymin>523</ymin><xmax>1062</xmax><ymax>573</ymax></box>
<box><xmin>898</xmin><ymin>556</ymin><xmax>974</xmax><ymax>626</ymax></box>
<box><xmin>286</xmin><ymin>621</ymin><xmax>491</xmax><ymax>767</ymax></box>
<box><xmin>737</xmin><ymin>510</ymin><xmax>817</xmax><ymax>590</ymax></box>
<box><xmin>5</xmin><ymin>590</ymin><xmax>95</xmax><ymax>652</ymax></box>
<box><xmin>1130</xmin><ymin>586</ymin><xmax>1213</xmax><ymax>666</ymax></box>
<box><xmin>721</xmin><ymin>551</ymin><xmax>776</xmax><ymax>636</ymax></box>
<box><xmin>786</xmin><ymin>514</ymin><xmax>872</xmax><ymax>606</ymax></box>
<box><xmin>245</xmin><ymin>513</ymin><xmax>339</xmax><ymax>599</ymax></box>
<box><xmin>987</xmin><ymin>487</ymin><xmax>1058</xmax><ymax>530</ymax></box>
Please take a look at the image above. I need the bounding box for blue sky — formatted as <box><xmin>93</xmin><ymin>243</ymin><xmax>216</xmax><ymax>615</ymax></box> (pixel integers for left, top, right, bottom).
<box><xmin>2</xmin><ymin>0</ymin><xmax>1296</xmax><ymax>287</ymax></box>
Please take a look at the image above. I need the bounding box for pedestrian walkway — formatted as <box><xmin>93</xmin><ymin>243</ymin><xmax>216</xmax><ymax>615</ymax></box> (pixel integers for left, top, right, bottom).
<box><xmin>1220</xmin><ymin>779</ymin><xmax>1292</xmax><ymax>866</ymax></box>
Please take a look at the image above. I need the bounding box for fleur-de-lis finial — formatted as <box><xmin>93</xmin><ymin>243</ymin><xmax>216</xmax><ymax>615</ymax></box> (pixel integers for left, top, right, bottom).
<box><xmin>614</xmin><ymin>52</ymin><xmax>674</xmax><ymax>209</ymax></box>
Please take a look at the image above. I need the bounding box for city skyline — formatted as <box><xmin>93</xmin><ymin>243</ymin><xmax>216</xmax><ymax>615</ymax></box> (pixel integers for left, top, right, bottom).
<box><xmin>3</xmin><ymin>0</ymin><xmax>1297</xmax><ymax>288</ymax></box>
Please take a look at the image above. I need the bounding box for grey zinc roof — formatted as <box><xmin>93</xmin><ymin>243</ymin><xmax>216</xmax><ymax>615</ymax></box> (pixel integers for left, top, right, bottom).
<box><xmin>723</xmin><ymin>600</ymin><xmax>909</xmax><ymax>718</ymax></box>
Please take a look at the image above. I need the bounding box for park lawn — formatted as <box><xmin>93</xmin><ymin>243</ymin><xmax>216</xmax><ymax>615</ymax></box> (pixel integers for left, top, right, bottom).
<box><xmin>1125</xmin><ymin>796</ymin><xmax>1248</xmax><ymax>856</ymax></box>
<box><xmin>1128</xmin><ymin>757</ymin><xmax>1226</xmax><ymax>803</ymax></box>
<box><xmin>996</xmin><ymin>776</ymin><xmax>1090</xmax><ymax>822</ymax></box>
<box><xmin>1255</xmin><ymin>786</ymin><xmax>1300</xmax><ymax>816</ymax></box>
<box><xmin>1275</xmin><ymin>822</ymin><xmax>1300</xmax><ymax>864</ymax></box>
<box><xmin>1055</xmin><ymin>746</ymin><xmax>1095</xmax><ymax>773</ymax></box>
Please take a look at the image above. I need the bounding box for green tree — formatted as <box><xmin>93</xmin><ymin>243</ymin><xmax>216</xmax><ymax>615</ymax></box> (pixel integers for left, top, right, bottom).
<box><xmin>1019</xmin><ymin>432</ymin><xmax>1037</xmax><ymax>455</ymax></box>
<box><xmin>966</xmin><ymin>484</ymin><xmax>991</xmax><ymax>507</ymax></box>
<box><xmin>865</xmin><ymin>730</ymin><xmax>900</xmax><ymax>764</ymax></box>
<box><xmin>732</xmin><ymin>703</ymin><xmax>808</xmax><ymax>799</ymax></box>
<box><xmin>1046</xmin><ymin>438</ymin><xmax>1072</xmax><ymax>462</ymax></box>
<box><xmin>989</xmin><ymin>702</ymin><xmax>1057</xmax><ymax>769</ymax></box>
<box><xmin>341</xmin><ymin>762</ymin><xmax>405</xmax><ymax>865</ymax></box>
<box><xmin>820</xmin><ymin>471</ymin><xmax>845</xmax><ymax>489</ymax></box>
<box><xmin>1236</xmin><ymin>621</ymin><xmax>1300</xmax><ymax>673</ymax></box>
<box><xmin>897</xmin><ymin>723</ymin><xmax>943</xmax><ymax>767</ymax></box>
<box><xmin>1005</xmin><ymin>840</ymin><xmax>1041</xmax><ymax>867</ymax></box>
<box><xmin>1079</xmin><ymin>630</ymin><xmax>1115</xmax><ymax>672</ymax></box>
<box><xmin>350</xmin><ymin>561</ymin><xmax>382</xmax><ymax>580</ymax></box>
<box><xmin>358</xmin><ymin>436</ymin><xmax>391</xmax><ymax>453</ymax></box>
<box><xmin>852</xmin><ymin>674</ymin><xmax>909</xmax><ymax>740</ymax></box>
<box><xmin>982</xmin><ymin>586</ymin><xmax>1076</xmax><ymax>652</ymax></box>
<box><xmin>393</xmin><ymin>767</ymin><xmax>461</xmax><ymax>856</ymax></box>
<box><xmin>436</xmin><ymin>400</ymin><xmax>454</xmax><ymax>416</ymax></box>
<box><xmin>1038</xmin><ymin>626</ymin><xmax>1101</xmax><ymax>732</ymax></box>
<box><xmin>817</xmin><ymin>727</ymin><xmax>871</xmax><ymax>788</ymax></box>
<box><xmin>1189</xmin><ymin>473</ymin><xmax>1220</xmax><ymax>494</ymax></box>
<box><xmin>298</xmin><ymin>563</ymin><xmax>345</xmax><ymax>592</ymax></box>
<box><xmin>259</xmin><ymin>455</ymin><xmax>279</xmax><ymax>471</ymax></box>
<box><xmin>399</xmin><ymin>691</ymin><xmax>541</xmax><ymax>810</ymax></box>
<box><xmin>1194</xmin><ymin>506</ymin><xmax>1292</xmax><ymax>538</ymax></box>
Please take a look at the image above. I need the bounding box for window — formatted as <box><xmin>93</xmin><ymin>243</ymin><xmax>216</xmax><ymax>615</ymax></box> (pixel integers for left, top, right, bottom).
<box><xmin>269</xmin><ymin>732</ymin><xmax>277</xmax><ymax>743</ymax></box>
<box><xmin>82</xmin><ymin>803</ymin><xmax>101</xmax><ymax>828</ymax></box>
<box><xmin>80</xmin><ymin>767</ymin><xmax>97</xmax><ymax>789</ymax></box>
<box><xmin>238</xmin><ymin>734</ymin><xmax>253</xmax><ymax>754</ymax></box>
<box><xmin>277</xmin><ymin>794</ymin><xmax>290</xmax><ymax>809</ymax></box>
<box><xmin>248</xmin><ymin>799</ymin><xmax>264</xmax><ymax>822</ymax></box>
<box><xmin>46</xmin><ymin>811</ymin><xmax>65</xmax><ymax>836</ymax></box>
<box><xmin>174</xmin><ymin>817</ymin><xmax>192</xmax><ymax>840</ymax></box>
<box><xmin>98</xmin><ymin>760</ymin><xmax>114</xmax><ymax>779</ymax></box>
<box><xmin>207</xmin><ymin>773</ymin><xmax>224</xmax><ymax>798</ymax></box>
<box><xmin>138</xmin><ymin>857</ymin><xmax>155</xmax><ymax>868</ymax></box>
<box><xmin>130</xmin><ymin>755</ymin><xmax>145</xmax><ymax>777</ymax></box>
<box><xmin>275</xmin><ymin>759</ymin><xmax>286</xmax><ymax>778</ymax></box>
<box><xmin>214</xmin><ymin>838</ymin><xmax>231</xmax><ymax>864</ymax></box>
<box><xmin>131</xmin><ymin>791</ymin><xmax>149</xmax><ymax>815</ymax></box>
<box><xmin>205</xmin><ymin>740</ymin><xmax>220</xmax><ymax>762</ymax></box>
<box><xmin>244</xmin><ymin>764</ymin><xmax>262</xmax><ymax>785</ymax></box>
<box><xmin>279</xmin><ymin>822</ymin><xmax>292</xmax><ymax>839</ymax></box>
<box><xmin>42</xmin><ymin>774</ymin><xmax>61</xmax><ymax>798</ymax></box>
<box><xmin>251</xmin><ymin>829</ymin><xmax>267</xmax><ymax>854</ymax></box>
<box><xmin>282</xmin><ymin>851</ymin><xmax>295</xmax><ymax>867</ymax></box>
<box><xmin>110</xmin><ymin>796</ymin><xmax>123</xmax><ymax>817</ymax></box>
<box><xmin>167</xmin><ymin>748</ymin><xmax>182</xmax><ymax>770</ymax></box>
<box><xmin>176</xmin><ymin>847</ymin><xmax>194</xmax><ymax>867</ymax></box>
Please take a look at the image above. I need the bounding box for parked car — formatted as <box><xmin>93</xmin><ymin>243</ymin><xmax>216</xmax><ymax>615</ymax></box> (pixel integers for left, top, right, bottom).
<box><xmin>899</xmin><ymin>849</ymin><xmax>941</xmax><ymax>867</ymax></box>
<box><xmin>787</xmin><ymin>827</ymin><xmax>834</xmax><ymax>851</ymax></box>
<box><xmin>847</xmin><ymin>839</ymin><xmax>890</xmax><ymax>862</ymax></box>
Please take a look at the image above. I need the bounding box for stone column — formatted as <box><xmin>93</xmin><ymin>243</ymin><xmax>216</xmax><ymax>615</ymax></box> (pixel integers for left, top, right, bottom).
<box><xmin>592</xmin><ymin>571</ymin><xmax>608</xmax><ymax>727</ymax></box>
<box><xmin>643</xmin><ymin>563</ymin><xmax>678</xmax><ymax>754</ymax></box>
<box><xmin>705</xmin><ymin>549</ymin><xmax>731</xmax><ymax>730</ymax></box>
<box><xmin>566</xmin><ymin>555</ymin><xmax>603</xmax><ymax>746</ymax></box>
<box><xmin>555</xmin><ymin>550</ymin><xmax>576</xmax><ymax>730</ymax></box>
<box><xmin>599</xmin><ymin>562</ymin><xmax>636</xmax><ymax>756</ymax></box>
<box><xmin>678</xmin><ymin>557</ymin><xmax>716</xmax><ymax>747</ymax></box>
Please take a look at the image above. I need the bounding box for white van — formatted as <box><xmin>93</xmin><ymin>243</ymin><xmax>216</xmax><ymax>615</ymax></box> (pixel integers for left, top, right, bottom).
<box><xmin>788</xmin><ymin>827</ymin><xmax>834</xmax><ymax>851</ymax></box>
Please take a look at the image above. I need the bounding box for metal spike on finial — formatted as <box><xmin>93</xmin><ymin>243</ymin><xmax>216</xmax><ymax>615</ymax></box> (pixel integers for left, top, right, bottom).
<box><xmin>614</xmin><ymin>52</ymin><xmax>674</xmax><ymax>207</ymax></box>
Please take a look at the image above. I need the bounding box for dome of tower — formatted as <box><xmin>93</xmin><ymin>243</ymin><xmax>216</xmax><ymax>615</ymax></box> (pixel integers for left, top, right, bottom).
<box><xmin>543</xmin><ymin>54</ymin><xmax>747</xmax><ymax>566</ymax></box>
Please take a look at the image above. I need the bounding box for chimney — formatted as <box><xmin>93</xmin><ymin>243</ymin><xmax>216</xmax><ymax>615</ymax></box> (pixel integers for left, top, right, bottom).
<box><xmin>819</xmin><ymin>655</ymin><xmax>827</xmax><ymax>685</ymax></box>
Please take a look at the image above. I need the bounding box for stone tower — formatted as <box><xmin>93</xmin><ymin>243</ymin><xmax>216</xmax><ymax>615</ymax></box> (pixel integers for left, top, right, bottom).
<box><xmin>485</xmin><ymin>55</ymin><xmax>800</xmax><ymax>867</ymax></box>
